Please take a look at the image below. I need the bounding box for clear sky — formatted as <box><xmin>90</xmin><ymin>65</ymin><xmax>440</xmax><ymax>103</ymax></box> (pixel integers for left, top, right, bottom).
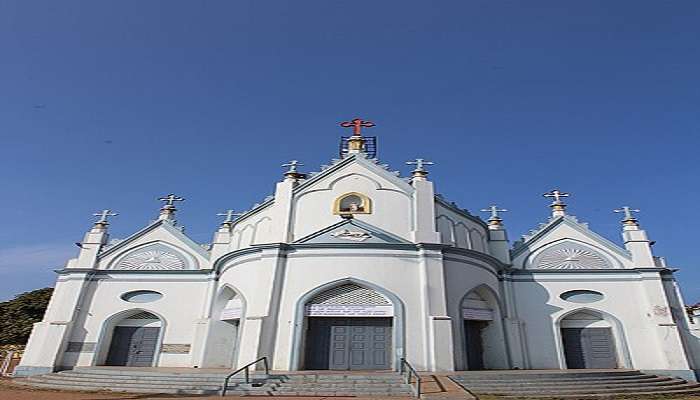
<box><xmin>1</xmin><ymin>1</ymin><xmax>698</xmax><ymax>302</ymax></box>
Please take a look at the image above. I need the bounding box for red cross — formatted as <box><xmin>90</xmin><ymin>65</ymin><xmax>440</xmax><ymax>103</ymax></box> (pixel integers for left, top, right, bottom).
<box><xmin>340</xmin><ymin>118</ymin><xmax>375</xmax><ymax>136</ymax></box>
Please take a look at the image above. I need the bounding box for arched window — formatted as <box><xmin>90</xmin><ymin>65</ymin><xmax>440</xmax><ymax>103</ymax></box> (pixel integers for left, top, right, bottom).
<box><xmin>333</xmin><ymin>192</ymin><xmax>372</xmax><ymax>215</ymax></box>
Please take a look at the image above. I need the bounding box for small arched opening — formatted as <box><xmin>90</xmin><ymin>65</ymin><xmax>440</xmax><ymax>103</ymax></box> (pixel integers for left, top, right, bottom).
<box><xmin>460</xmin><ymin>285</ymin><xmax>508</xmax><ymax>370</ymax></box>
<box><xmin>98</xmin><ymin>310</ymin><xmax>164</xmax><ymax>367</ymax></box>
<box><xmin>296</xmin><ymin>281</ymin><xmax>401</xmax><ymax>371</ymax></box>
<box><xmin>558</xmin><ymin>309</ymin><xmax>620</xmax><ymax>369</ymax></box>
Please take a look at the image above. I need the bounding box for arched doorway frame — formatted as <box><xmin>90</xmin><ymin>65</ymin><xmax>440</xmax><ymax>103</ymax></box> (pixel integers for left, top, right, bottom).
<box><xmin>209</xmin><ymin>283</ymin><xmax>247</xmax><ymax>368</ymax></box>
<box><xmin>289</xmin><ymin>277</ymin><xmax>406</xmax><ymax>371</ymax></box>
<box><xmin>92</xmin><ymin>308</ymin><xmax>167</xmax><ymax>367</ymax></box>
<box><xmin>457</xmin><ymin>284</ymin><xmax>511</xmax><ymax>370</ymax></box>
<box><xmin>553</xmin><ymin>307</ymin><xmax>632</xmax><ymax>369</ymax></box>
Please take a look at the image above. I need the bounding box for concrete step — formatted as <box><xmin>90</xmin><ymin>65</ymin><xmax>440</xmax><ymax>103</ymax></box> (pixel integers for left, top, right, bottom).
<box><xmin>453</xmin><ymin>376</ymin><xmax>673</xmax><ymax>387</ymax></box>
<box><xmin>14</xmin><ymin>380</ymin><xmax>219</xmax><ymax>395</ymax></box>
<box><xmin>498</xmin><ymin>386</ymin><xmax>700</xmax><ymax>399</ymax></box>
<box><xmin>469</xmin><ymin>380</ymin><xmax>696</xmax><ymax>394</ymax></box>
<box><xmin>470</xmin><ymin>382</ymin><xmax>700</xmax><ymax>395</ymax></box>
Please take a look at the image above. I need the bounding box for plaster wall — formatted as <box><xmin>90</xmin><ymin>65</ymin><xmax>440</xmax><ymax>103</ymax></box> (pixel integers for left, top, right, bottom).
<box><xmin>58</xmin><ymin>275</ymin><xmax>209</xmax><ymax>368</ymax></box>
<box><xmin>511</xmin><ymin>273</ymin><xmax>676</xmax><ymax>371</ymax></box>
<box><xmin>435</xmin><ymin>205</ymin><xmax>488</xmax><ymax>253</ymax></box>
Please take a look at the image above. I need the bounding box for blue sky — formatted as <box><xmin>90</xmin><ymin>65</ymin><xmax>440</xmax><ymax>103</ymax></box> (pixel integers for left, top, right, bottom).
<box><xmin>1</xmin><ymin>1</ymin><xmax>698</xmax><ymax>302</ymax></box>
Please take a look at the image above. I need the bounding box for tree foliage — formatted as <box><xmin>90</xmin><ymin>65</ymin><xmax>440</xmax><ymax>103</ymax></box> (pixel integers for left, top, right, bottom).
<box><xmin>0</xmin><ymin>287</ymin><xmax>53</xmax><ymax>345</ymax></box>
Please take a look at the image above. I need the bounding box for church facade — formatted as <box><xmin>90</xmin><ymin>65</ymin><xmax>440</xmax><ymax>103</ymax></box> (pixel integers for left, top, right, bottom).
<box><xmin>15</xmin><ymin>120</ymin><xmax>700</xmax><ymax>380</ymax></box>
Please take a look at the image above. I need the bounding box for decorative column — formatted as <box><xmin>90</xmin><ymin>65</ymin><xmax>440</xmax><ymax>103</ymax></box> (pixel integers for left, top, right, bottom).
<box><xmin>481</xmin><ymin>205</ymin><xmax>511</xmax><ymax>264</ymax></box>
<box><xmin>406</xmin><ymin>159</ymin><xmax>441</xmax><ymax>244</ymax></box>
<box><xmin>15</xmin><ymin>210</ymin><xmax>118</xmax><ymax>376</ymax></box>
<box><xmin>275</xmin><ymin>160</ymin><xmax>306</xmax><ymax>242</ymax></box>
<box><xmin>614</xmin><ymin>206</ymin><xmax>694</xmax><ymax>379</ymax></box>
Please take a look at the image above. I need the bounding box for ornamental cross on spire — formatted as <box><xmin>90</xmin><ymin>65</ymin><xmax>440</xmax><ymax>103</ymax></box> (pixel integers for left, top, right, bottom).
<box><xmin>159</xmin><ymin>194</ymin><xmax>185</xmax><ymax>207</ymax></box>
<box><xmin>543</xmin><ymin>189</ymin><xmax>570</xmax><ymax>203</ymax></box>
<box><xmin>614</xmin><ymin>206</ymin><xmax>640</xmax><ymax>221</ymax></box>
<box><xmin>93</xmin><ymin>209</ymin><xmax>118</xmax><ymax>224</ymax></box>
<box><xmin>282</xmin><ymin>160</ymin><xmax>303</xmax><ymax>173</ymax></box>
<box><xmin>340</xmin><ymin>118</ymin><xmax>375</xmax><ymax>136</ymax></box>
<box><xmin>481</xmin><ymin>205</ymin><xmax>508</xmax><ymax>220</ymax></box>
<box><xmin>406</xmin><ymin>158</ymin><xmax>434</xmax><ymax>172</ymax></box>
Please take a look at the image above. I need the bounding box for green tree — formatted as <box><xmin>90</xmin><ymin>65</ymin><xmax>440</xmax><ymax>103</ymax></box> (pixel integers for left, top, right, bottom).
<box><xmin>0</xmin><ymin>287</ymin><xmax>53</xmax><ymax>345</ymax></box>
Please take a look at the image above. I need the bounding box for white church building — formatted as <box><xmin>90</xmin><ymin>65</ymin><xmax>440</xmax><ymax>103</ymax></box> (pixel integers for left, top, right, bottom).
<box><xmin>15</xmin><ymin>119</ymin><xmax>700</xmax><ymax>381</ymax></box>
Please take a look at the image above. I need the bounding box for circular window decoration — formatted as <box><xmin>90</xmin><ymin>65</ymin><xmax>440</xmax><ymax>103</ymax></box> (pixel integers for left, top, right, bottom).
<box><xmin>121</xmin><ymin>290</ymin><xmax>163</xmax><ymax>303</ymax></box>
<box><xmin>560</xmin><ymin>290</ymin><xmax>604</xmax><ymax>304</ymax></box>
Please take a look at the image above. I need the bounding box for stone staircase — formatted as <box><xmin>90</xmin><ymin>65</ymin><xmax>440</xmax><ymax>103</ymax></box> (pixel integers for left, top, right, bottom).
<box><xmin>450</xmin><ymin>369</ymin><xmax>700</xmax><ymax>398</ymax></box>
<box><xmin>15</xmin><ymin>367</ymin><xmax>414</xmax><ymax>397</ymax></box>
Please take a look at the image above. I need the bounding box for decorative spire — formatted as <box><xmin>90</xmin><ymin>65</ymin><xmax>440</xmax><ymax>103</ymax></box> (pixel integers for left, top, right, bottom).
<box><xmin>406</xmin><ymin>158</ymin><xmax>434</xmax><ymax>181</ymax></box>
<box><xmin>614</xmin><ymin>206</ymin><xmax>641</xmax><ymax>227</ymax></box>
<box><xmin>216</xmin><ymin>209</ymin><xmax>243</xmax><ymax>230</ymax></box>
<box><xmin>340</xmin><ymin>118</ymin><xmax>375</xmax><ymax>153</ymax></box>
<box><xmin>158</xmin><ymin>194</ymin><xmax>184</xmax><ymax>221</ymax></box>
<box><xmin>92</xmin><ymin>209</ymin><xmax>118</xmax><ymax>231</ymax></box>
<box><xmin>543</xmin><ymin>189</ymin><xmax>570</xmax><ymax>217</ymax></box>
<box><xmin>480</xmin><ymin>205</ymin><xmax>507</xmax><ymax>229</ymax></box>
<box><xmin>282</xmin><ymin>160</ymin><xmax>305</xmax><ymax>181</ymax></box>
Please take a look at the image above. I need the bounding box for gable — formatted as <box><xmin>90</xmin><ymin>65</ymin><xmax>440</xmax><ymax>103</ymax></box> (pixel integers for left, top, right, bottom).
<box><xmin>512</xmin><ymin>216</ymin><xmax>632</xmax><ymax>270</ymax></box>
<box><xmin>291</xmin><ymin>154</ymin><xmax>414</xmax><ymax>242</ymax></box>
<box><xmin>97</xmin><ymin>220</ymin><xmax>210</xmax><ymax>270</ymax></box>
<box><xmin>294</xmin><ymin>219</ymin><xmax>411</xmax><ymax>245</ymax></box>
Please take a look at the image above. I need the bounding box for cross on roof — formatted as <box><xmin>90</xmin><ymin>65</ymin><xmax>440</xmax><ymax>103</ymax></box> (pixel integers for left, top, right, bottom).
<box><xmin>159</xmin><ymin>194</ymin><xmax>185</xmax><ymax>207</ymax></box>
<box><xmin>93</xmin><ymin>209</ymin><xmax>118</xmax><ymax>224</ymax></box>
<box><xmin>282</xmin><ymin>160</ymin><xmax>303</xmax><ymax>173</ymax></box>
<box><xmin>406</xmin><ymin>158</ymin><xmax>434</xmax><ymax>172</ymax></box>
<box><xmin>543</xmin><ymin>189</ymin><xmax>570</xmax><ymax>203</ymax></box>
<box><xmin>216</xmin><ymin>209</ymin><xmax>245</xmax><ymax>224</ymax></box>
<box><xmin>614</xmin><ymin>206</ymin><xmax>640</xmax><ymax>221</ymax></box>
<box><xmin>340</xmin><ymin>118</ymin><xmax>375</xmax><ymax>136</ymax></box>
<box><xmin>480</xmin><ymin>205</ymin><xmax>508</xmax><ymax>220</ymax></box>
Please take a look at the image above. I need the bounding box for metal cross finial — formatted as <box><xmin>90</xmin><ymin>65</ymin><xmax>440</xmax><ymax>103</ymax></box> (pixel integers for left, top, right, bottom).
<box><xmin>93</xmin><ymin>209</ymin><xmax>118</xmax><ymax>224</ymax></box>
<box><xmin>543</xmin><ymin>189</ymin><xmax>570</xmax><ymax>203</ymax></box>
<box><xmin>614</xmin><ymin>206</ymin><xmax>640</xmax><ymax>221</ymax></box>
<box><xmin>159</xmin><ymin>194</ymin><xmax>185</xmax><ymax>207</ymax></box>
<box><xmin>282</xmin><ymin>160</ymin><xmax>303</xmax><ymax>173</ymax></box>
<box><xmin>406</xmin><ymin>158</ymin><xmax>434</xmax><ymax>172</ymax></box>
<box><xmin>481</xmin><ymin>205</ymin><xmax>508</xmax><ymax>220</ymax></box>
<box><xmin>216</xmin><ymin>209</ymin><xmax>244</xmax><ymax>224</ymax></box>
<box><xmin>340</xmin><ymin>118</ymin><xmax>375</xmax><ymax>136</ymax></box>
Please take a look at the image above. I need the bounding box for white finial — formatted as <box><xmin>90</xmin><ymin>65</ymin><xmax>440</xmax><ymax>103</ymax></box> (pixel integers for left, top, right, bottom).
<box><xmin>614</xmin><ymin>206</ymin><xmax>641</xmax><ymax>226</ymax></box>
<box><xmin>282</xmin><ymin>160</ymin><xmax>303</xmax><ymax>174</ymax></box>
<box><xmin>406</xmin><ymin>158</ymin><xmax>434</xmax><ymax>181</ymax></box>
<box><xmin>158</xmin><ymin>194</ymin><xmax>184</xmax><ymax>221</ymax></box>
<box><xmin>93</xmin><ymin>209</ymin><xmax>118</xmax><ymax>225</ymax></box>
<box><xmin>480</xmin><ymin>205</ymin><xmax>508</xmax><ymax>226</ymax></box>
<box><xmin>92</xmin><ymin>209</ymin><xmax>117</xmax><ymax>231</ymax></box>
<box><xmin>216</xmin><ymin>209</ymin><xmax>244</xmax><ymax>226</ymax></box>
<box><xmin>543</xmin><ymin>189</ymin><xmax>570</xmax><ymax>217</ymax></box>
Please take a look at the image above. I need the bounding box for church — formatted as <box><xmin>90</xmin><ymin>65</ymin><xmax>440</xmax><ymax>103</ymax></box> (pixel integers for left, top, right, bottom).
<box><xmin>15</xmin><ymin>119</ymin><xmax>700</xmax><ymax>381</ymax></box>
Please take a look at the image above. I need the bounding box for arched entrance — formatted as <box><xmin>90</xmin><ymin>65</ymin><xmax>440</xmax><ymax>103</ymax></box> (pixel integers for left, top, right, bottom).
<box><xmin>301</xmin><ymin>282</ymin><xmax>396</xmax><ymax>370</ymax></box>
<box><xmin>460</xmin><ymin>285</ymin><xmax>508</xmax><ymax>370</ymax></box>
<box><xmin>104</xmin><ymin>311</ymin><xmax>162</xmax><ymax>367</ymax></box>
<box><xmin>202</xmin><ymin>286</ymin><xmax>244</xmax><ymax>368</ymax></box>
<box><xmin>560</xmin><ymin>309</ymin><xmax>618</xmax><ymax>369</ymax></box>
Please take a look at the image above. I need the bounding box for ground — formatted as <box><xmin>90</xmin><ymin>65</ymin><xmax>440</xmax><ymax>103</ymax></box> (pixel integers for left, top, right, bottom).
<box><xmin>3</xmin><ymin>378</ymin><xmax>700</xmax><ymax>400</ymax></box>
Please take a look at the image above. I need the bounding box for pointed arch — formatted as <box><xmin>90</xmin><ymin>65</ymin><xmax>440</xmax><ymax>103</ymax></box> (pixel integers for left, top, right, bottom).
<box><xmin>456</xmin><ymin>284</ymin><xmax>510</xmax><ymax>370</ymax></box>
<box><xmin>523</xmin><ymin>238</ymin><xmax>624</xmax><ymax>269</ymax></box>
<box><xmin>198</xmin><ymin>283</ymin><xmax>246</xmax><ymax>368</ymax></box>
<box><xmin>553</xmin><ymin>307</ymin><xmax>632</xmax><ymax>369</ymax></box>
<box><xmin>290</xmin><ymin>277</ymin><xmax>406</xmax><ymax>371</ymax></box>
<box><xmin>107</xmin><ymin>241</ymin><xmax>198</xmax><ymax>270</ymax></box>
<box><xmin>93</xmin><ymin>308</ymin><xmax>167</xmax><ymax>367</ymax></box>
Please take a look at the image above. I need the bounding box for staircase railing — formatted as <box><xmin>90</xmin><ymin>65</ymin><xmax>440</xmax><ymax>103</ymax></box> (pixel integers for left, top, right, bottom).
<box><xmin>399</xmin><ymin>357</ymin><xmax>421</xmax><ymax>398</ymax></box>
<box><xmin>220</xmin><ymin>356</ymin><xmax>269</xmax><ymax>397</ymax></box>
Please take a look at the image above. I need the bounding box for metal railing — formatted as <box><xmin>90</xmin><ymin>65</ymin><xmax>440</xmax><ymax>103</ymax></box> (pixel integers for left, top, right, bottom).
<box><xmin>220</xmin><ymin>356</ymin><xmax>269</xmax><ymax>397</ymax></box>
<box><xmin>399</xmin><ymin>357</ymin><xmax>421</xmax><ymax>398</ymax></box>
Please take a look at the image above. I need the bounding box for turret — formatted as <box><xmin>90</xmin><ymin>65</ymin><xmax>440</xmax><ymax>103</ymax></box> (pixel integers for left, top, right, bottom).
<box><xmin>406</xmin><ymin>158</ymin><xmax>441</xmax><ymax>243</ymax></box>
<box><xmin>73</xmin><ymin>209</ymin><xmax>117</xmax><ymax>269</ymax></box>
<box><xmin>480</xmin><ymin>205</ymin><xmax>511</xmax><ymax>264</ymax></box>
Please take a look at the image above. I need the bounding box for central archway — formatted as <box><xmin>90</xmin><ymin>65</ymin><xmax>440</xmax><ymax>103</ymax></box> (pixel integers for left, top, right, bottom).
<box><xmin>291</xmin><ymin>279</ymin><xmax>405</xmax><ymax>371</ymax></box>
<box><xmin>97</xmin><ymin>310</ymin><xmax>165</xmax><ymax>367</ymax></box>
